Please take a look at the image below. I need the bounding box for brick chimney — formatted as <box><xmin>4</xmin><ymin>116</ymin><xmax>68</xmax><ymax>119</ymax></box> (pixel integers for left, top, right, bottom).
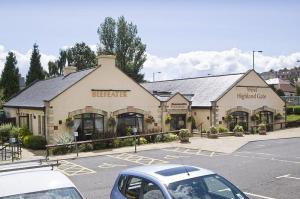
<box><xmin>97</xmin><ymin>55</ymin><xmax>116</xmax><ymax>68</ymax></box>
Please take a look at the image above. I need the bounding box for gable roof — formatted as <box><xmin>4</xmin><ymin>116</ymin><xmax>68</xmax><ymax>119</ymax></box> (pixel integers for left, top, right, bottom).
<box><xmin>142</xmin><ymin>72</ymin><xmax>245</xmax><ymax>107</ymax></box>
<box><xmin>4</xmin><ymin>68</ymin><xmax>95</xmax><ymax>108</ymax></box>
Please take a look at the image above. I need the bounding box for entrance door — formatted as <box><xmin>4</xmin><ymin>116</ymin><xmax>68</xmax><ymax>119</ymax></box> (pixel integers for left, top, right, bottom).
<box><xmin>170</xmin><ymin>114</ymin><xmax>186</xmax><ymax>130</ymax></box>
<box><xmin>259</xmin><ymin>111</ymin><xmax>274</xmax><ymax>131</ymax></box>
<box><xmin>229</xmin><ymin>111</ymin><xmax>249</xmax><ymax>132</ymax></box>
<box><xmin>117</xmin><ymin>113</ymin><xmax>144</xmax><ymax>136</ymax></box>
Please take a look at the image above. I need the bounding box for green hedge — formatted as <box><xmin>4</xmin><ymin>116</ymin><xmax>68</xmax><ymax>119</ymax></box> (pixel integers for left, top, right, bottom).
<box><xmin>287</xmin><ymin>106</ymin><xmax>300</xmax><ymax>115</ymax></box>
<box><xmin>23</xmin><ymin>135</ymin><xmax>47</xmax><ymax>150</ymax></box>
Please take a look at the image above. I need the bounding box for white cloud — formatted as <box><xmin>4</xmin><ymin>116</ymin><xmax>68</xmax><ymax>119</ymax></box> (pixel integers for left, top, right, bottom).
<box><xmin>0</xmin><ymin>45</ymin><xmax>56</xmax><ymax>77</ymax></box>
<box><xmin>143</xmin><ymin>48</ymin><xmax>300</xmax><ymax>81</ymax></box>
<box><xmin>1</xmin><ymin>45</ymin><xmax>300</xmax><ymax>81</ymax></box>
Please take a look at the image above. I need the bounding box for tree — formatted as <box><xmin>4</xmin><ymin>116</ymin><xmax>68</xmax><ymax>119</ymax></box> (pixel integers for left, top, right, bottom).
<box><xmin>296</xmin><ymin>85</ymin><xmax>300</xmax><ymax>96</ymax></box>
<box><xmin>67</xmin><ymin>42</ymin><xmax>96</xmax><ymax>70</ymax></box>
<box><xmin>97</xmin><ymin>16</ymin><xmax>146</xmax><ymax>82</ymax></box>
<box><xmin>276</xmin><ymin>89</ymin><xmax>285</xmax><ymax>96</ymax></box>
<box><xmin>0</xmin><ymin>52</ymin><xmax>20</xmax><ymax>101</ymax></box>
<box><xmin>26</xmin><ymin>43</ymin><xmax>45</xmax><ymax>85</ymax></box>
<box><xmin>48</xmin><ymin>61</ymin><xmax>59</xmax><ymax>77</ymax></box>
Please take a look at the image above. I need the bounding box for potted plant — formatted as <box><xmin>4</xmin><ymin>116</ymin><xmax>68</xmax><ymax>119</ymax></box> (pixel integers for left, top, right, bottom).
<box><xmin>233</xmin><ymin>124</ymin><xmax>244</xmax><ymax>137</ymax></box>
<box><xmin>208</xmin><ymin>126</ymin><xmax>218</xmax><ymax>139</ymax></box>
<box><xmin>178</xmin><ymin>129</ymin><xmax>191</xmax><ymax>143</ymax></box>
<box><xmin>165</xmin><ymin>115</ymin><xmax>172</xmax><ymax>124</ymax></box>
<box><xmin>250</xmin><ymin>114</ymin><xmax>260</xmax><ymax>122</ymax></box>
<box><xmin>145</xmin><ymin>115</ymin><xmax>155</xmax><ymax>124</ymax></box>
<box><xmin>65</xmin><ymin>117</ymin><xmax>74</xmax><ymax>128</ymax></box>
<box><xmin>224</xmin><ymin>114</ymin><xmax>233</xmax><ymax>123</ymax></box>
<box><xmin>258</xmin><ymin>123</ymin><xmax>267</xmax><ymax>135</ymax></box>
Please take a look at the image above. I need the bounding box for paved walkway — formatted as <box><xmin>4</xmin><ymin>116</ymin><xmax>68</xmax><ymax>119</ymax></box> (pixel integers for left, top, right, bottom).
<box><xmin>10</xmin><ymin>127</ymin><xmax>300</xmax><ymax>161</ymax></box>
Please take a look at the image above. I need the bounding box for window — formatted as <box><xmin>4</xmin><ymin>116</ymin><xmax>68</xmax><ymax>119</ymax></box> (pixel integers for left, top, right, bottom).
<box><xmin>118</xmin><ymin>175</ymin><xmax>127</xmax><ymax>193</ymax></box>
<box><xmin>143</xmin><ymin>180</ymin><xmax>165</xmax><ymax>199</ymax></box>
<box><xmin>19</xmin><ymin>115</ymin><xmax>29</xmax><ymax>129</ymax></box>
<box><xmin>125</xmin><ymin>177</ymin><xmax>142</xmax><ymax>199</ymax></box>
<box><xmin>117</xmin><ymin>113</ymin><xmax>144</xmax><ymax>136</ymax></box>
<box><xmin>38</xmin><ymin>115</ymin><xmax>41</xmax><ymax>134</ymax></box>
<box><xmin>42</xmin><ymin>116</ymin><xmax>45</xmax><ymax>136</ymax></box>
<box><xmin>203</xmin><ymin>175</ymin><xmax>235</xmax><ymax>198</ymax></box>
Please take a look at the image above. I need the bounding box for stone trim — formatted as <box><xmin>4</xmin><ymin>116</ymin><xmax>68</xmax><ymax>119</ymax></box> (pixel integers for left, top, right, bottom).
<box><xmin>226</xmin><ymin>106</ymin><xmax>251</xmax><ymax>115</ymax></box>
<box><xmin>112</xmin><ymin>107</ymin><xmax>150</xmax><ymax>116</ymax></box>
<box><xmin>68</xmin><ymin>106</ymin><xmax>108</xmax><ymax>118</ymax></box>
<box><xmin>253</xmin><ymin>106</ymin><xmax>276</xmax><ymax>114</ymax></box>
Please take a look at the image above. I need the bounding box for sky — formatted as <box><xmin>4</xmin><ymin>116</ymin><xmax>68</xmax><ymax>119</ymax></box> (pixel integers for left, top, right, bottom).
<box><xmin>1</xmin><ymin>0</ymin><xmax>300</xmax><ymax>81</ymax></box>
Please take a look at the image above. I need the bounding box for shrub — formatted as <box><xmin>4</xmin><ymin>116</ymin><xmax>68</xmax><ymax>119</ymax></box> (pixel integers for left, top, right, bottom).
<box><xmin>78</xmin><ymin>143</ymin><xmax>93</xmax><ymax>152</ymax></box>
<box><xmin>224</xmin><ymin>114</ymin><xmax>233</xmax><ymax>123</ymax></box>
<box><xmin>19</xmin><ymin>128</ymin><xmax>32</xmax><ymax>139</ymax></box>
<box><xmin>112</xmin><ymin>138</ymin><xmax>121</xmax><ymax>148</ymax></box>
<box><xmin>10</xmin><ymin>127</ymin><xmax>21</xmax><ymax>139</ymax></box>
<box><xmin>250</xmin><ymin>114</ymin><xmax>260</xmax><ymax>122</ymax></box>
<box><xmin>274</xmin><ymin>113</ymin><xmax>283</xmax><ymax>120</ymax></box>
<box><xmin>52</xmin><ymin>146</ymin><xmax>70</xmax><ymax>155</ymax></box>
<box><xmin>24</xmin><ymin>135</ymin><xmax>47</xmax><ymax>150</ymax></box>
<box><xmin>233</xmin><ymin>125</ymin><xmax>244</xmax><ymax>137</ymax></box>
<box><xmin>165</xmin><ymin>115</ymin><xmax>172</xmax><ymax>124</ymax></box>
<box><xmin>121</xmin><ymin>138</ymin><xmax>134</xmax><ymax>146</ymax></box>
<box><xmin>139</xmin><ymin>137</ymin><xmax>148</xmax><ymax>145</ymax></box>
<box><xmin>93</xmin><ymin>142</ymin><xmax>107</xmax><ymax>150</ymax></box>
<box><xmin>163</xmin><ymin>133</ymin><xmax>178</xmax><ymax>142</ymax></box>
<box><xmin>56</xmin><ymin>133</ymin><xmax>73</xmax><ymax>144</ymax></box>
<box><xmin>0</xmin><ymin>123</ymin><xmax>13</xmax><ymax>142</ymax></box>
<box><xmin>294</xmin><ymin>107</ymin><xmax>300</xmax><ymax>114</ymax></box>
<box><xmin>126</xmin><ymin>127</ymin><xmax>132</xmax><ymax>136</ymax></box>
<box><xmin>218</xmin><ymin>126</ymin><xmax>228</xmax><ymax>133</ymax></box>
<box><xmin>258</xmin><ymin>123</ymin><xmax>267</xmax><ymax>135</ymax></box>
<box><xmin>108</xmin><ymin>116</ymin><xmax>116</xmax><ymax>127</ymax></box>
<box><xmin>178</xmin><ymin>129</ymin><xmax>191</xmax><ymax>142</ymax></box>
<box><xmin>286</xmin><ymin>107</ymin><xmax>294</xmax><ymax>114</ymax></box>
<box><xmin>207</xmin><ymin>126</ymin><xmax>218</xmax><ymax>138</ymax></box>
<box><xmin>154</xmin><ymin>134</ymin><xmax>163</xmax><ymax>143</ymax></box>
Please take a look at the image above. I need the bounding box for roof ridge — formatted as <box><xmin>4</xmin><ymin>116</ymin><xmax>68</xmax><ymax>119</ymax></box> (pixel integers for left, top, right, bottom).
<box><xmin>41</xmin><ymin>67</ymin><xmax>96</xmax><ymax>82</ymax></box>
<box><xmin>144</xmin><ymin>72</ymin><xmax>245</xmax><ymax>83</ymax></box>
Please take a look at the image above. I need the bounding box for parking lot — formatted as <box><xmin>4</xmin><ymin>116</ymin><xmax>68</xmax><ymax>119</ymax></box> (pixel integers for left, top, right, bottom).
<box><xmin>61</xmin><ymin>138</ymin><xmax>300</xmax><ymax>199</ymax></box>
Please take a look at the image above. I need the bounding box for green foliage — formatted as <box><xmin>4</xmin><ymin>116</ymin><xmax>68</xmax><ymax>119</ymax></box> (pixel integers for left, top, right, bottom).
<box><xmin>97</xmin><ymin>16</ymin><xmax>146</xmax><ymax>83</ymax></box>
<box><xmin>67</xmin><ymin>42</ymin><xmax>97</xmax><ymax>70</ymax></box>
<box><xmin>296</xmin><ymin>85</ymin><xmax>300</xmax><ymax>96</ymax></box>
<box><xmin>274</xmin><ymin>113</ymin><xmax>283</xmax><ymax>120</ymax></box>
<box><xmin>165</xmin><ymin>115</ymin><xmax>172</xmax><ymax>124</ymax></box>
<box><xmin>108</xmin><ymin>116</ymin><xmax>116</xmax><ymax>127</ymax></box>
<box><xmin>55</xmin><ymin>133</ymin><xmax>73</xmax><ymax>144</ymax></box>
<box><xmin>162</xmin><ymin>133</ymin><xmax>178</xmax><ymax>142</ymax></box>
<box><xmin>0</xmin><ymin>123</ymin><xmax>15</xmax><ymax>142</ymax></box>
<box><xmin>287</xmin><ymin>106</ymin><xmax>300</xmax><ymax>115</ymax></box>
<box><xmin>178</xmin><ymin>129</ymin><xmax>191</xmax><ymax>142</ymax></box>
<box><xmin>0</xmin><ymin>52</ymin><xmax>20</xmax><ymax>101</ymax></box>
<box><xmin>93</xmin><ymin>142</ymin><xmax>107</xmax><ymax>150</ymax></box>
<box><xmin>258</xmin><ymin>123</ymin><xmax>266</xmax><ymax>131</ymax></box>
<box><xmin>78</xmin><ymin>143</ymin><xmax>94</xmax><ymax>152</ymax></box>
<box><xmin>19</xmin><ymin>128</ymin><xmax>33</xmax><ymax>139</ymax></box>
<box><xmin>154</xmin><ymin>134</ymin><xmax>163</xmax><ymax>142</ymax></box>
<box><xmin>48</xmin><ymin>61</ymin><xmax>59</xmax><ymax>77</ymax></box>
<box><xmin>276</xmin><ymin>89</ymin><xmax>285</xmax><ymax>96</ymax></box>
<box><xmin>191</xmin><ymin>116</ymin><xmax>196</xmax><ymax>129</ymax></box>
<box><xmin>287</xmin><ymin>114</ymin><xmax>300</xmax><ymax>122</ymax></box>
<box><xmin>126</xmin><ymin>127</ymin><xmax>132</xmax><ymax>136</ymax></box>
<box><xmin>233</xmin><ymin>125</ymin><xmax>244</xmax><ymax>137</ymax></box>
<box><xmin>26</xmin><ymin>43</ymin><xmax>45</xmax><ymax>85</ymax></box>
<box><xmin>294</xmin><ymin>107</ymin><xmax>300</xmax><ymax>114</ymax></box>
<box><xmin>218</xmin><ymin>126</ymin><xmax>228</xmax><ymax>133</ymax></box>
<box><xmin>209</xmin><ymin>126</ymin><xmax>218</xmax><ymax>134</ymax></box>
<box><xmin>120</xmin><ymin>138</ymin><xmax>134</xmax><ymax>146</ymax></box>
<box><xmin>286</xmin><ymin>107</ymin><xmax>294</xmax><ymax>114</ymax></box>
<box><xmin>139</xmin><ymin>137</ymin><xmax>148</xmax><ymax>144</ymax></box>
<box><xmin>112</xmin><ymin>138</ymin><xmax>121</xmax><ymax>148</ymax></box>
<box><xmin>250</xmin><ymin>114</ymin><xmax>260</xmax><ymax>122</ymax></box>
<box><xmin>224</xmin><ymin>114</ymin><xmax>233</xmax><ymax>122</ymax></box>
<box><xmin>23</xmin><ymin>135</ymin><xmax>47</xmax><ymax>150</ymax></box>
<box><xmin>9</xmin><ymin>127</ymin><xmax>21</xmax><ymax>139</ymax></box>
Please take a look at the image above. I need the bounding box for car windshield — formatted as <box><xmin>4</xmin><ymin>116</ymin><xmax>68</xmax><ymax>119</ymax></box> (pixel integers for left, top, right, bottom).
<box><xmin>167</xmin><ymin>174</ymin><xmax>248</xmax><ymax>199</ymax></box>
<box><xmin>0</xmin><ymin>187</ymin><xmax>83</xmax><ymax>199</ymax></box>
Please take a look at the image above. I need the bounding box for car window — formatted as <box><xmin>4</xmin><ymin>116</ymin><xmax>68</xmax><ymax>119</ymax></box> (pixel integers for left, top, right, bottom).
<box><xmin>142</xmin><ymin>181</ymin><xmax>165</xmax><ymax>199</ymax></box>
<box><xmin>202</xmin><ymin>175</ymin><xmax>236</xmax><ymax>198</ymax></box>
<box><xmin>118</xmin><ymin>175</ymin><xmax>127</xmax><ymax>193</ymax></box>
<box><xmin>0</xmin><ymin>187</ymin><xmax>83</xmax><ymax>199</ymax></box>
<box><xmin>125</xmin><ymin>177</ymin><xmax>143</xmax><ymax>199</ymax></box>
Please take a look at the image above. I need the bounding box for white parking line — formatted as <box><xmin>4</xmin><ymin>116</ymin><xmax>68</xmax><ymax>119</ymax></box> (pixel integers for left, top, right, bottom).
<box><xmin>244</xmin><ymin>192</ymin><xmax>276</xmax><ymax>199</ymax></box>
<box><xmin>237</xmin><ymin>151</ymin><xmax>274</xmax><ymax>156</ymax></box>
<box><xmin>276</xmin><ymin>174</ymin><xmax>300</xmax><ymax>180</ymax></box>
<box><xmin>233</xmin><ymin>154</ymin><xmax>300</xmax><ymax>164</ymax></box>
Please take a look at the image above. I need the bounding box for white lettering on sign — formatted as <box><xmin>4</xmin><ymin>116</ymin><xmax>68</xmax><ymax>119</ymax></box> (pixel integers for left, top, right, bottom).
<box><xmin>92</xmin><ymin>90</ymin><xmax>129</xmax><ymax>97</ymax></box>
<box><xmin>237</xmin><ymin>87</ymin><xmax>267</xmax><ymax>100</ymax></box>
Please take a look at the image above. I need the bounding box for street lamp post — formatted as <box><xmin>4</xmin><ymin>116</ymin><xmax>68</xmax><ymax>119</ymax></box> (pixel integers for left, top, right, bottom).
<box><xmin>252</xmin><ymin>50</ymin><xmax>263</xmax><ymax>70</ymax></box>
<box><xmin>153</xmin><ymin>72</ymin><xmax>161</xmax><ymax>82</ymax></box>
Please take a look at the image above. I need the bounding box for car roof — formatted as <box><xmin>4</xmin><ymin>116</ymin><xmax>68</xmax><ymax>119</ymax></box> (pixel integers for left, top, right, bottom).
<box><xmin>120</xmin><ymin>164</ymin><xmax>215</xmax><ymax>185</ymax></box>
<box><xmin>0</xmin><ymin>163</ymin><xmax>76</xmax><ymax>197</ymax></box>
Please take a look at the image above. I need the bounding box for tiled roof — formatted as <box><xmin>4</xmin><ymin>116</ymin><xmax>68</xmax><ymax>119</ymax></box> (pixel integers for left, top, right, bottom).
<box><xmin>4</xmin><ymin>68</ymin><xmax>95</xmax><ymax>108</ymax></box>
<box><xmin>266</xmin><ymin>78</ymin><xmax>290</xmax><ymax>85</ymax></box>
<box><xmin>142</xmin><ymin>73</ymin><xmax>244</xmax><ymax>107</ymax></box>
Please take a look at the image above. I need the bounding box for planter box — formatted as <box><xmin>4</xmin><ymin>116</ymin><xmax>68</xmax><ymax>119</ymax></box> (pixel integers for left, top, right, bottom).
<box><xmin>208</xmin><ymin>134</ymin><xmax>218</xmax><ymax>139</ymax></box>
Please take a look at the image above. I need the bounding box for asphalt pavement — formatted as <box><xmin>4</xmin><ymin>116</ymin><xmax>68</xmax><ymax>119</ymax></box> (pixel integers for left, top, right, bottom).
<box><xmin>63</xmin><ymin>138</ymin><xmax>300</xmax><ymax>199</ymax></box>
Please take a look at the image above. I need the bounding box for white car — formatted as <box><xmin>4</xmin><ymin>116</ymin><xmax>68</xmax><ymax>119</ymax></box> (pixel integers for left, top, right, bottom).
<box><xmin>0</xmin><ymin>160</ymin><xmax>84</xmax><ymax>199</ymax></box>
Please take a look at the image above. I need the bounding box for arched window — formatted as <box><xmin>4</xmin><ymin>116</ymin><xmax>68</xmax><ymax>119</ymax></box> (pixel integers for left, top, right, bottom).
<box><xmin>259</xmin><ymin>111</ymin><xmax>274</xmax><ymax>131</ymax></box>
<box><xmin>74</xmin><ymin>113</ymin><xmax>104</xmax><ymax>141</ymax></box>
<box><xmin>229</xmin><ymin>111</ymin><xmax>249</xmax><ymax>132</ymax></box>
<box><xmin>116</xmin><ymin>113</ymin><xmax>144</xmax><ymax>136</ymax></box>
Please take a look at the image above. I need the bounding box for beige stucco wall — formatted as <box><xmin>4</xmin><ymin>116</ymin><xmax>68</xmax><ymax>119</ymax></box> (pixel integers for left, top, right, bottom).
<box><xmin>216</xmin><ymin>70</ymin><xmax>286</xmax><ymax>131</ymax></box>
<box><xmin>3</xmin><ymin>107</ymin><xmax>45</xmax><ymax>135</ymax></box>
<box><xmin>191</xmin><ymin>108</ymin><xmax>211</xmax><ymax>131</ymax></box>
<box><xmin>48</xmin><ymin>56</ymin><xmax>161</xmax><ymax>143</ymax></box>
<box><xmin>162</xmin><ymin>93</ymin><xmax>192</xmax><ymax>132</ymax></box>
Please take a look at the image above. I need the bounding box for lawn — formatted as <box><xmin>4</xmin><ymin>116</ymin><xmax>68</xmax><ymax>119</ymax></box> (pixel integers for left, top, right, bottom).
<box><xmin>287</xmin><ymin>114</ymin><xmax>300</xmax><ymax>122</ymax></box>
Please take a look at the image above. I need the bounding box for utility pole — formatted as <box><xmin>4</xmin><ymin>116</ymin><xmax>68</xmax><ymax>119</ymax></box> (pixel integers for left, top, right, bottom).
<box><xmin>252</xmin><ymin>50</ymin><xmax>263</xmax><ymax>70</ymax></box>
<box><xmin>152</xmin><ymin>72</ymin><xmax>161</xmax><ymax>82</ymax></box>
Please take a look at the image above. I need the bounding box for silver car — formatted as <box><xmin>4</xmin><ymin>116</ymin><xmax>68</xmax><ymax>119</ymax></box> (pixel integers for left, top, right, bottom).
<box><xmin>111</xmin><ymin>164</ymin><xmax>248</xmax><ymax>199</ymax></box>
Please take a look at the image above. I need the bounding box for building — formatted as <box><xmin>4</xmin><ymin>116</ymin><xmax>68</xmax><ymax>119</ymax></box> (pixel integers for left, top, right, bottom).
<box><xmin>142</xmin><ymin>70</ymin><xmax>286</xmax><ymax>132</ymax></box>
<box><xmin>3</xmin><ymin>55</ymin><xmax>285</xmax><ymax>144</ymax></box>
<box><xmin>265</xmin><ymin>78</ymin><xmax>296</xmax><ymax>96</ymax></box>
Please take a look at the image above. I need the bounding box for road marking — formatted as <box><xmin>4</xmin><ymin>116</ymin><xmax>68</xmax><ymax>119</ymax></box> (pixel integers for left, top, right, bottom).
<box><xmin>163</xmin><ymin>155</ymin><xmax>190</xmax><ymax>159</ymax></box>
<box><xmin>58</xmin><ymin>160</ymin><xmax>95</xmax><ymax>176</ymax></box>
<box><xmin>244</xmin><ymin>192</ymin><xmax>276</xmax><ymax>199</ymax></box>
<box><xmin>98</xmin><ymin>163</ymin><xmax>127</xmax><ymax>169</ymax></box>
<box><xmin>276</xmin><ymin>174</ymin><xmax>300</xmax><ymax>180</ymax></box>
<box><xmin>107</xmin><ymin>153</ymin><xmax>168</xmax><ymax>165</ymax></box>
<box><xmin>233</xmin><ymin>154</ymin><xmax>300</xmax><ymax>164</ymax></box>
<box><xmin>163</xmin><ymin>147</ymin><xmax>224</xmax><ymax>157</ymax></box>
<box><xmin>210</xmin><ymin>152</ymin><xmax>215</xmax><ymax>157</ymax></box>
<box><xmin>237</xmin><ymin>151</ymin><xmax>274</xmax><ymax>156</ymax></box>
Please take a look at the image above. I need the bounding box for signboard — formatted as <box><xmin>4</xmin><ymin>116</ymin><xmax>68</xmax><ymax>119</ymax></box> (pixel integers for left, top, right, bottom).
<box><xmin>237</xmin><ymin>87</ymin><xmax>267</xmax><ymax>100</ymax></box>
<box><xmin>170</xmin><ymin>103</ymin><xmax>188</xmax><ymax>109</ymax></box>
<box><xmin>91</xmin><ymin>90</ymin><xmax>129</xmax><ymax>97</ymax></box>
<box><xmin>73</xmin><ymin>131</ymin><xmax>78</xmax><ymax>137</ymax></box>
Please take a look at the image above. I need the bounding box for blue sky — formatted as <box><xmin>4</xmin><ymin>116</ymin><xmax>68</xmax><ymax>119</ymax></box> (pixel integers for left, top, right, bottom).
<box><xmin>1</xmin><ymin>0</ymin><xmax>300</xmax><ymax>80</ymax></box>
